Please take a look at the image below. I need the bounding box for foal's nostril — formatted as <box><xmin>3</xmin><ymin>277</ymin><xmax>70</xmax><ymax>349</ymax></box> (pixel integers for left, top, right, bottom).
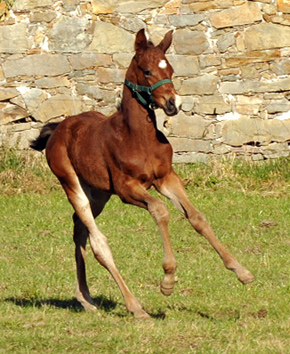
<box><xmin>167</xmin><ymin>97</ymin><xmax>175</xmax><ymax>110</ymax></box>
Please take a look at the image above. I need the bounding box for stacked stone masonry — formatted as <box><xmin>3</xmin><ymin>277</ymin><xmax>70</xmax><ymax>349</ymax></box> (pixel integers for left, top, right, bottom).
<box><xmin>1</xmin><ymin>0</ymin><xmax>290</xmax><ymax>162</ymax></box>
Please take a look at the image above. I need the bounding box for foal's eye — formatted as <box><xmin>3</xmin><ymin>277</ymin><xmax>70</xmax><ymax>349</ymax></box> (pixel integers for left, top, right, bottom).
<box><xmin>144</xmin><ymin>70</ymin><xmax>152</xmax><ymax>76</ymax></box>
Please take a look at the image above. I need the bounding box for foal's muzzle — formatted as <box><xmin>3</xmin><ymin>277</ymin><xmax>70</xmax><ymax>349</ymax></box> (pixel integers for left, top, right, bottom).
<box><xmin>163</xmin><ymin>95</ymin><xmax>182</xmax><ymax>116</ymax></box>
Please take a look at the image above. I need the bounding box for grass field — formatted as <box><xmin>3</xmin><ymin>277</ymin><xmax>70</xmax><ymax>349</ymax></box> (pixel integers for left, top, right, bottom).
<box><xmin>1</xmin><ymin>149</ymin><xmax>290</xmax><ymax>353</ymax></box>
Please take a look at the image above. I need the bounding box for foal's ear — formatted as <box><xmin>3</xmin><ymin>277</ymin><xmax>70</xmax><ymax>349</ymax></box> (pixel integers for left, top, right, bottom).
<box><xmin>158</xmin><ymin>30</ymin><xmax>173</xmax><ymax>53</ymax></box>
<box><xmin>135</xmin><ymin>29</ymin><xmax>148</xmax><ymax>53</ymax></box>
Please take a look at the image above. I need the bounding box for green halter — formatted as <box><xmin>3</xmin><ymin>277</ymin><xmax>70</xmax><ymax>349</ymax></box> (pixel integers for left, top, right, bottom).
<box><xmin>124</xmin><ymin>78</ymin><xmax>173</xmax><ymax>109</ymax></box>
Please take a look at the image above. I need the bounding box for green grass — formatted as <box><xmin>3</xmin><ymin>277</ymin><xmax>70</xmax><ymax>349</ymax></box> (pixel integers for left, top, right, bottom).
<box><xmin>1</xmin><ymin>149</ymin><xmax>290</xmax><ymax>353</ymax></box>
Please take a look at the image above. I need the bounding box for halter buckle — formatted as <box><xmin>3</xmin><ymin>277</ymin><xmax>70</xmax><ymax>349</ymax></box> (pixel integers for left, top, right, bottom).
<box><xmin>149</xmin><ymin>103</ymin><xmax>158</xmax><ymax>110</ymax></box>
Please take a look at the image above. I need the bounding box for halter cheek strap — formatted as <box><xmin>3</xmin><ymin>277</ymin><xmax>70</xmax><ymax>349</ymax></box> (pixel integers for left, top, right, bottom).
<box><xmin>124</xmin><ymin>78</ymin><xmax>173</xmax><ymax>109</ymax></box>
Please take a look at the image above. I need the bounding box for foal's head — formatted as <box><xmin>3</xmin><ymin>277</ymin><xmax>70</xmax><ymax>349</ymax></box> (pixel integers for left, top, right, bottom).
<box><xmin>131</xmin><ymin>29</ymin><xmax>181</xmax><ymax>116</ymax></box>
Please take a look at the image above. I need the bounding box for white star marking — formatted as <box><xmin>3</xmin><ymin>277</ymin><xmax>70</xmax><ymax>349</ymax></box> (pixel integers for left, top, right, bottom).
<box><xmin>158</xmin><ymin>60</ymin><xmax>167</xmax><ymax>69</ymax></box>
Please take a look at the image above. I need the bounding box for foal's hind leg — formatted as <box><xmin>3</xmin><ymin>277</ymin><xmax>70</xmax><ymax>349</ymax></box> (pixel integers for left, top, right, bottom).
<box><xmin>62</xmin><ymin>177</ymin><xmax>149</xmax><ymax>319</ymax></box>
<box><xmin>73</xmin><ymin>214</ymin><xmax>97</xmax><ymax>311</ymax></box>
<box><xmin>73</xmin><ymin>192</ymin><xmax>111</xmax><ymax>311</ymax></box>
<box><xmin>156</xmin><ymin>171</ymin><xmax>254</xmax><ymax>284</ymax></box>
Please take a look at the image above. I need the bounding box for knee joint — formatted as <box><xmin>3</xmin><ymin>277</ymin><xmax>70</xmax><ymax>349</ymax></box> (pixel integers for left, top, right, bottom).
<box><xmin>149</xmin><ymin>201</ymin><xmax>169</xmax><ymax>224</ymax></box>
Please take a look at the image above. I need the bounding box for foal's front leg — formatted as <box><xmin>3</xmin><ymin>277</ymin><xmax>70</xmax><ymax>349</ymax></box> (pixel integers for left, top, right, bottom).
<box><xmin>156</xmin><ymin>171</ymin><xmax>254</xmax><ymax>285</ymax></box>
<box><xmin>120</xmin><ymin>181</ymin><xmax>177</xmax><ymax>296</ymax></box>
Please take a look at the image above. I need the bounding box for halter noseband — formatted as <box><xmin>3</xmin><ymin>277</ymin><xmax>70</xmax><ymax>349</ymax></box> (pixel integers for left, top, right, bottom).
<box><xmin>124</xmin><ymin>78</ymin><xmax>173</xmax><ymax>110</ymax></box>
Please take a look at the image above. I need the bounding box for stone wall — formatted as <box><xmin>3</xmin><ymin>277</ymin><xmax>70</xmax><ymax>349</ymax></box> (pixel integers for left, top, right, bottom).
<box><xmin>1</xmin><ymin>0</ymin><xmax>290</xmax><ymax>162</ymax></box>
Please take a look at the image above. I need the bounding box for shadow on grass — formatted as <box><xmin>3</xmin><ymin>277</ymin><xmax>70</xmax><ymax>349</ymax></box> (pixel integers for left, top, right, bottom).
<box><xmin>149</xmin><ymin>311</ymin><xmax>166</xmax><ymax>320</ymax></box>
<box><xmin>4</xmin><ymin>296</ymin><xmax>167</xmax><ymax>319</ymax></box>
<box><xmin>4</xmin><ymin>295</ymin><xmax>117</xmax><ymax>313</ymax></box>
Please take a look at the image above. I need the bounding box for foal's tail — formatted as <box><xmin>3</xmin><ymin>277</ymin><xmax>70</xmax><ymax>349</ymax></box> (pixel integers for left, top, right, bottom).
<box><xmin>30</xmin><ymin>122</ymin><xmax>59</xmax><ymax>151</ymax></box>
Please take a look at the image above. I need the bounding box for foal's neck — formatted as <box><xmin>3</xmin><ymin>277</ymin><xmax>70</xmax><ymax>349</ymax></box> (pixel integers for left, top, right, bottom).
<box><xmin>116</xmin><ymin>57</ymin><xmax>159</xmax><ymax>139</ymax></box>
<box><xmin>121</xmin><ymin>85</ymin><xmax>157</xmax><ymax>134</ymax></box>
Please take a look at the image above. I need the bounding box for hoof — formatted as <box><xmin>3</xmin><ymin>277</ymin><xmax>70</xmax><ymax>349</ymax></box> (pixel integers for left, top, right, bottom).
<box><xmin>82</xmin><ymin>302</ymin><xmax>98</xmax><ymax>312</ymax></box>
<box><xmin>236</xmin><ymin>268</ymin><xmax>255</xmax><ymax>285</ymax></box>
<box><xmin>134</xmin><ymin>309</ymin><xmax>150</xmax><ymax>320</ymax></box>
<box><xmin>160</xmin><ymin>274</ymin><xmax>175</xmax><ymax>296</ymax></box>
<box><xmin>76</xmin><ymin>291</ymin><xmax>97</xmax><ymax>312</ymax></box>
<box><xmin>160</xmin><ymin>283</ymin><xmax>174</xmax><ymax>296</ymax></box>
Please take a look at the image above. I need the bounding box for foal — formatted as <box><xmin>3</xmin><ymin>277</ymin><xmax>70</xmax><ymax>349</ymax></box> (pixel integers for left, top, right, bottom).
<box><xmin>31</xmin><ymin>29</ymin><xmax>254</xmax><ymax>319</ymax></box>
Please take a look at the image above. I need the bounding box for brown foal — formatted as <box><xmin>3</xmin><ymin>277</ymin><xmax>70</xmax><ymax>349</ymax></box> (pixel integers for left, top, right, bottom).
<box><xmin>31</xmin><ymin>29</ymin><xmax>254</xmax><ymax>319</ymax></box>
